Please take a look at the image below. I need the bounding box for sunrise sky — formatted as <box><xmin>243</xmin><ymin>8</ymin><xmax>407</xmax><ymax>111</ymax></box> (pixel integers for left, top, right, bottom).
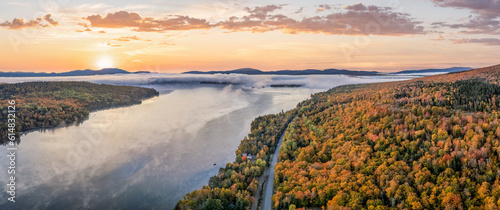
<box><xmin>0</xmin><ymin>0</ymin><xmax>499</xmax><ymax>73</ymax></box>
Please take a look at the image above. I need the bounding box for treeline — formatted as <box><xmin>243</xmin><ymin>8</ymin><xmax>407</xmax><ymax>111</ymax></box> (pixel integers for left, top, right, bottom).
<box><xmin>175</xmin><ymin>110</ymin><xmax>296</xmax><ymax>210</ymax></box>
<box><xmin>0</xmin><ymin>81</ymin><xmax>159</xmax><ymax>144</ymax></box>
<box><xmin>394</xmin><ymin>79</ymin><xmax>500</xmax><ymax>112</ymax></box>
<box><xmin>271</xmin><ymin>64</ymin><xmax>500</xmax><ymax>209</ymax></box>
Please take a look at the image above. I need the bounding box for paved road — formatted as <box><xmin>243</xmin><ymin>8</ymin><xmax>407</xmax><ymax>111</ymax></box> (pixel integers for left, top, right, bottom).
<box><xmin>251</xmin><ymin>167</ymin><xmax>268</xmax><ymax>210</ymax></box>
<box><xmin>262</xmin><ymin>131</ymin><xmax>286</xmax><ymax>210</ymax></box>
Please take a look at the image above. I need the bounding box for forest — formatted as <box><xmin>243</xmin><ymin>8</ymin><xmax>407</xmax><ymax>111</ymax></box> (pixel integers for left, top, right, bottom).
<box><xmin>0</xmin><ymin>81</ymin><xmax>159</xmax><ymax>144</ymax></box>
<box><xmin>178</xmin><ymin>64</ymin><xmax>500</xmax><ymax>209</ymax></box>
<box><xmin>272</xmin><ymin>64</ymin><xmax>500</xmax><ymax>209</ymax></box>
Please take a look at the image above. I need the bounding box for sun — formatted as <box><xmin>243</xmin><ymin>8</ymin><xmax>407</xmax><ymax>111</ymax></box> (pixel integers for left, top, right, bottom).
<box><xmin>96</xmin><ymin>57</ymin><xmax>115</xmax><ymax>69</ymax></box>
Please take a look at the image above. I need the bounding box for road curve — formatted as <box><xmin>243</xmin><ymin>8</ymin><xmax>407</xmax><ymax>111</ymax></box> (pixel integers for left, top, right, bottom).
<box><xmin>262</xmin><ymin>131</ymin><xmax>286</xmax><ymax>210</ymax></box>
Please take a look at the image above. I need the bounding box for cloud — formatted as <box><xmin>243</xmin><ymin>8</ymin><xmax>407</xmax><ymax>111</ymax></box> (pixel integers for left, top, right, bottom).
<box><xmin>295</xmin><ymin>7</ymin><xmax>304</xmax><ymax>14</ymax></box>
<box><xmin>431</xmin><ymin>0</ymin><xmax>500</xmax><ymax>18</ymax></box>
<box><xmin>218</xmin><ymin>3</ymin><xmax>424</xmax><ymax>35</ymax></box>
<box><xmin>430</xmin><ymin>0</ymin><xmax>500</xmax><ymax>34</ymax></box>
<box><xmin>84</xmin><ymin>11</ymin><xmax>141</xmax><ymax>28</ymax></box>
<box><xmin>316</xmin><ymin>5</ymin><xmax>332</xmax><ymax>13</ymax></box>
<box><xmin>43</xmin><ymin>14</ymin><xmax>59</xmax><ymax>26</ymax></box>
<box><xmin>344</xmin><ymin>3</ymin><xmax>368</xmax><ymax>11</ymax></box>
<box><xmin>106</xmin><ymin>43</ymin><xmax>123</xmax><ymax>47</ymax></box>
<box><xmin>431</xmin><ymin>35</ymin><xmax>445</xmax><ymax>41</ymax></box>
<box><xmin>81</xmin><ymin>4</ymin><xmax>424</xmax><ymax>36</ymax></box>
<box><xmin>452</xmin><ymin>38</ymin><xmax>500</xmax><ymax>45</ymax></box>
<box><xmin>76</xmin><ymin>28</ymin><xmax>92</xmax><ymax>32</ymax></box>
<box><xmin>432</xmin><ymin>17</ymin><xmax>500</xmax><ymax>35</ymax></box>
<box><xmin>0</xmin><ymin>14</ymin><xmax>58</xmax><ymax>30</ymax></box>
<box><xmin>83</xmin><ymin>11</ymin><xmax>213</xmax><ymax>32</ymax></box>
<box><xmin>244</xmin><ymin>5</ymin><xmax>284</xmax><ymax>19</ymax></box>
<box><xmin>115</xmin><ymin>36</ymin><xmax>140</xmax><ymax>41</ymax></box>
<box><xmin>158</xmin><ymin>42</ymin><xmax>175</xmax><ymax>46</ymax></box>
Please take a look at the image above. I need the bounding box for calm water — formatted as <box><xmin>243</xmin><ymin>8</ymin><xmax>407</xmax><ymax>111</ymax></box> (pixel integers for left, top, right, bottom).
<box><xmin>0</xmin><ymin>74</ymin><xmax>413</xmax><ymax>209</ymax></box>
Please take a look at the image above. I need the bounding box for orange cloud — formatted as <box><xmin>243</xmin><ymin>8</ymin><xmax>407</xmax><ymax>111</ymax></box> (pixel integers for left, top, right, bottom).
<box><xmin>106</xmin><ymin>43</ymin><xmax>122</xmax><ymax>47</ymax></box>
<box><xmin>115</xmin><ymin>36</ymin><xmax>140</xmax><ymax>41</ymax></box>
<box><xmin>0</xmin><ymin>14</ymin><xmax>58</xmax><ymax>30</ymax></box>
<box><xmin>158</xmin><ymin>42</ymin><xmax>175</xmax><ymax>46</ymax></box>
<box><xmin>43</xmin><ymin>14</ymin><xmax>59</xmax><ymax>26</ymax></box>
<box><xmin>83</xmin><ymin>11</ymin><xmax>213</xmax><ymax>32</ymax></box>
<box><xmin>76</xmin><ymin>28</ymin><xmax>92</xmax><ymax>32</ymax></box>
<box><xmin>81</xmin><ymin>4</ymin><xmax>424</xmax><ymax>36</ymax></box>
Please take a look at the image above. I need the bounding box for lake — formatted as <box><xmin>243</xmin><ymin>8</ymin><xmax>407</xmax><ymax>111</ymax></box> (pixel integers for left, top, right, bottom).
<box><xmin>0</xmin><ymin>74</ymin><xmax>414</xmax><ymax>209</ymax></box>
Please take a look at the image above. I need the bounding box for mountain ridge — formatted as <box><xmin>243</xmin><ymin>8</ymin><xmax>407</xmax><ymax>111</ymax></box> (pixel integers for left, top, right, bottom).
<box><xmin>183</xmin><ymin>67</ymin><xmax>472</xmax><ymax>75</ymax></box>
<box><xmin>0</xmin><ymin>68</ymin><xmax>151</xmax><ymax>77</ymax></box>
<box><xmin>0</xmin><ymin>67</ymin><xmax>473</xmax><ymax>77</ymax></box>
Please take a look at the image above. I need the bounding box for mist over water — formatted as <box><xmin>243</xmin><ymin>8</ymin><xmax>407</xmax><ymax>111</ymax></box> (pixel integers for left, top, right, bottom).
<box><xmin>0</xmin><ymin>74</ymin><xmax>414</xmax><ymax>209</ymax></box>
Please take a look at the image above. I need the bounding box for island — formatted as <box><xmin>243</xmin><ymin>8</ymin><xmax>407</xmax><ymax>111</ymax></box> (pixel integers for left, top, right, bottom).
<box><xmin>177</xmin><ymin>64</ymin><xmax>500</xmax><ymax>209</ymax></box>
<box><xmin>0</xmin><ymin>81</ymin><xmax>159</xmax><ymax>144</ymax></box>
<box><xmin>270</xmin><ymin>84</ymin><xmax>304</xmax><ymax>88</ymax></box>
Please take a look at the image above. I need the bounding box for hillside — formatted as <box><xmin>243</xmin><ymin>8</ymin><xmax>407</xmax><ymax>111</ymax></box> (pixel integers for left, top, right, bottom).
<box><xmin>177</xmin><ymin>64</ymin><xmax>500</xmax><ymax>209</ymax></box>
<box><xmin>271</xmin><ymin>64</ymin><xmax>500</xmax><ymax>209</ymax></box>
<box><xmin>0</xmin><ymin>81</ymin><xmax>159</xmax><ymax>144</ymax></box>
<box><xmin>392</xmin><ymin>67</ymin><xmax>472</xmax><ymax>74</ymax></box>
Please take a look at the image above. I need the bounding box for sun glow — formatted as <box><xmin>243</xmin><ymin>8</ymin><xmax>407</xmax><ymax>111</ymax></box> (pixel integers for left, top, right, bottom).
<box><xmin>96</xmin><ymin>57</ymin><xmax>115</xmax><ymax>69</ymax></box>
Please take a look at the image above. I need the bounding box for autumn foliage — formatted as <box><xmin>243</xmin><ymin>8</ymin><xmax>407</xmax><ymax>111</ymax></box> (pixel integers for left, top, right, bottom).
<box><xmin>177</xmin><ymin>64</ymin><xmax>500</xmax><ymax>209</ymax></box>
<box><xmin>0</xmin><ymin>81</ymin><xmax>159</xmax><ymax>144</ymax></box>
<box><xmin>273</xmin><ymin>64</ymin><xmax>500</xmax><ymax>209</ymax></box>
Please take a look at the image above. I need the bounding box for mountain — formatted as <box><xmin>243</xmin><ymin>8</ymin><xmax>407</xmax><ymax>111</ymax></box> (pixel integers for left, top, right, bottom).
<box><xmin>0</xmin><ymin>68</ymin><xmax>150</xmax><ymax>77</ymax></box>
<box><xmin>183</xmin><ymin>67</ymin><xmax>471</xmax><ymax>75</ymax></box>
<box><xmin>392</xmin><ymin>67</ymin><xmax>472</xmax><ymax>74</ymax></box>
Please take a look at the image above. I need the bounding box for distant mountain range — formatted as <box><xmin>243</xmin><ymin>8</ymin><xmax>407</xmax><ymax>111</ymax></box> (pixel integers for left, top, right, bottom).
<box><xmin>0</xmin><ymin>68</ymin><xmax>150</xmax><ymax>77</ymax></box>
<box><xmin>0</xmin><ymin>67</ymin><xmax>473</xmax><ymax>77</ymax></box>
<box><xmin>184</xmin><ymin>67</ymin><xmax>473</xmax><ymax>75</ymax></box>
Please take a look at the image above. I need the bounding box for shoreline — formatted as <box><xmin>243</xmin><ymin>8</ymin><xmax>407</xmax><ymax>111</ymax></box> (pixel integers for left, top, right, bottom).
<box><xmin>2</xmin><ymin>94</ymin><xmax>160</xmax><ymax>145</ymax></box>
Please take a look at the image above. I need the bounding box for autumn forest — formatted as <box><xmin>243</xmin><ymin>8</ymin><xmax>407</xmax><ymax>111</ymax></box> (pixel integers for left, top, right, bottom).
<box><xmin>178</xmin><ymin>64</ymin><xmax>500</xmax><ymax>209</ymax></box>
<box><xmin>0</xmin><ymin>81</ymin><xmax>159</xmax><ymax>144</ymax></box>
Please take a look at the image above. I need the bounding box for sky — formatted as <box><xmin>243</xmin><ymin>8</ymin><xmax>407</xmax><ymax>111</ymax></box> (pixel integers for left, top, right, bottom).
<box><xmin>0</xmin><ymin>0</ymin><xmax>499</xmax><ymax>73</ymax></box>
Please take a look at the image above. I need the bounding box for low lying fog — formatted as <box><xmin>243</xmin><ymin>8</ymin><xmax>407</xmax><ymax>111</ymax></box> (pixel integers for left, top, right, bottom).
<box><xmin>0</xmin><ymin>73</ymin><xmax>418</xmax><ymax>91</ymax></box>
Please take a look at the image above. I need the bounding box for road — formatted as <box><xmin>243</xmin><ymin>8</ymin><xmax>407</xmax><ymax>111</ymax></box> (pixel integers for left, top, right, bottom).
<box><xmin>251</xmin><ymin>165</ymin><xmax>268</xmax><ymax>210</ymax></box>
<box><xmin>262</xmin><ymin>130</ymin><xmax>286</xmax><ymax>210</ymax></box>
